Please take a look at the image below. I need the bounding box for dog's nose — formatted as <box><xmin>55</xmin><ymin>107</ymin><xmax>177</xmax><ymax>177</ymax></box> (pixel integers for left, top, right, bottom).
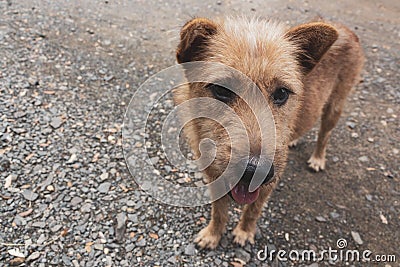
<box><xmin>239</xmin><ymin>157</ymin><xmax>274</xmax><ymax>185</ymax></box>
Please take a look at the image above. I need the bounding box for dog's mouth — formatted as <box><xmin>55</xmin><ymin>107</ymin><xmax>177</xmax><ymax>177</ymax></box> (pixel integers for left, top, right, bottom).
<box><xmin>226</xmin><ymin>157</ymin><xmax>275</xmax><ymax>204</ymax></box>
<box><xmin>230</xmin><ymin>181</ymin><xmax>260</xmax><ymax>205</ymax></box>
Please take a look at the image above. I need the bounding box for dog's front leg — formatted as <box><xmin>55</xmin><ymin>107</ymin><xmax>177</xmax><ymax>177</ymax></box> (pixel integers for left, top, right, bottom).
<box><xmin>233</xmin><ymin>183</ymin><xmax>276</xmax><ymax>246</ymax></box>
<box><xmin>195</xmin><ymin>195</ymin><xmax>230</xmax><ymax>249</ymax></box>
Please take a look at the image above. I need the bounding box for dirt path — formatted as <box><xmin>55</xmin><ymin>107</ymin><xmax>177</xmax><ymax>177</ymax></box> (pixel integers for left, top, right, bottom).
<box><xmin>0</xmin><ymin>0</ymin><xmax>398</xmax><ymax>266</ymax></box>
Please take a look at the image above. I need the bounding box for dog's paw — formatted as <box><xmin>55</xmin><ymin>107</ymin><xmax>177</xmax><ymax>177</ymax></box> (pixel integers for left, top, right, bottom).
<box><xmin>307</xmin><ymin>155</ymin><xmax>326</xmax><ymax>172</ymax></box>
<box><xmin>194</xmin><ymin>226</ymin><xmax>221</xmax><ymax>249</ymax></box>
<box><xmin>232</xmin><ymin>226</ymin><xmax>255</xmax><ymax>246</ymax></box>
<box><xmin>288</xmin><ymin>139</ymin><xmax>299</xmax><ymax>148</ymax></box>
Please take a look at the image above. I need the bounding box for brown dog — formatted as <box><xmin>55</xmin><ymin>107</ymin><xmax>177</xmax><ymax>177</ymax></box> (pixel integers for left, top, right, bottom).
<box><xmin>173</xmin><ymin>17</ymin><xmax>364</xmax><ymax>249</ymax></box>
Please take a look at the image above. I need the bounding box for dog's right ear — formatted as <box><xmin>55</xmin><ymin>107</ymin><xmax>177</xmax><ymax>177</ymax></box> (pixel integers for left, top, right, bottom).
<box><xmin>285</xmin><ymin>22</ymin><xmax>338</xmax><ymax>73</ymax></box>
<box><xmin>176</xmin><ymin>18</ymin><xmax>218</xmax><ymax>63</ymax></box>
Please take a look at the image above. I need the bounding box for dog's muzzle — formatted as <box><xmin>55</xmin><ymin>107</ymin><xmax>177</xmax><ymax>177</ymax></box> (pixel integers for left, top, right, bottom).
<box><xmin>229</xmin><ymin>156</ymin><xmax>274</xmax><ymax>205</ymax></box>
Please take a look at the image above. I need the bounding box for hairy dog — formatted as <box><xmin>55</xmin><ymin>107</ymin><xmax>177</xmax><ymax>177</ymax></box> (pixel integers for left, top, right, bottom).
<box><xmin>173</xmin><ymin>17</ymin><xmax>364</xmax><ymax>249</ymax></box>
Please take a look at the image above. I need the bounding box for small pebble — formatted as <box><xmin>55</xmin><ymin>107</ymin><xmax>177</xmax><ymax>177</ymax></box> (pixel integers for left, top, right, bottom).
<box><xmin>351</xmin><ymin>231</ymin><xmax>363</xmax><ymax>245</ymax></box>
<box><xmin>315</xmin><ymin>216</ymin><xmax>327</xmax><ymax>222</ymax></box>
<box><xmin>97</xmin><ymin>182</ymin><xmax>111</xmax><ymax>193</ymax></box>
<box><xmin>136</xmin><ymin>238</ymin><xmax>146</xmax><ymax>247</ymax></box>
<box><xmin>346</xmin><ymin>121</ymin><xmax>356</xmax><ymax>129</ymax></box>
<box><xmin>100</xmin><ymin>172</ymin><xmax>109</xmax><ymax>180</ymax></box>
<box><xmin>351</xmin><ymin>132</ymin><xmax>359</xmax><ymax>138</ymax></box>
<box><xmin>184</xmin><ymin>243</ymin><xmax>196</xmax><ymax>256</ymax></box>
<box><xmin>167</xmin><ymin>256</ymin><xmax>177</xmax><ymax>264</ymax></box>
<box><xmin>27</xmin><ymin>251</ymin><xmax>41</xmax><ymax>262</ymax></box>
<box><xmin>22</xmin><ymin>189</ymin><xmax>39</xmax><ymax>201</ymax></box>
<box><xmin>66</xmin><ymin>154</ymin><xmax>77</xmax><ymax>164</ymax></box>
<box><xmin>93</xmin><ymin>244</ymin><xmax>104</xmax><ymax>250</ymax></box>
<box><xmin>234</xmin><ymin>248</ymin><xmax>251</xmax><ymax>263</ymax></box>
<box><xmin>71</xmin><ymin>196</ymin><xmax>83</xmax><ymax>206</ymax></box>
<box><xmin>50</xmin><ymin>117</ymin><xmax>63</xmax><ymax>129</ymax></box>
<box><xmin>329</xmin><ymin>212</ymin><xmax>340</xmax><ymax>219</ymax></box>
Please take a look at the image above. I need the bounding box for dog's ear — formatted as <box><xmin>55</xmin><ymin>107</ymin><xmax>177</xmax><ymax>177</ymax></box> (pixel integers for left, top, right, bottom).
<box><xmin>285</xmin><ymin>22</ymin><xmax>338</xmax><ymax>73</ymax></box>
<box><xmin>176</xmin><ymin>18</ymin><xmax>218</xmax><ymax>63</ymax></box>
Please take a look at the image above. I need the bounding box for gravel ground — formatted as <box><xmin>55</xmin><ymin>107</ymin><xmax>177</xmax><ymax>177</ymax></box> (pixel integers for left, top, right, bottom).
<box><xmin>0</xmin><ymin>0</ymin><xmax>399</xmax><ymax>266</ymax></box>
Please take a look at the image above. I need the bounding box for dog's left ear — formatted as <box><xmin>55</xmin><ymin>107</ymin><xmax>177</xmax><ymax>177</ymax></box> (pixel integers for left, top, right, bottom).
<box><xmin>285</xmin><ymin>22</ymin><xmax>338</xmax><ymax>73</ymax></box>
<box><xmin>176</xmin><ymin>18</ymin><xmax>218</xmax><ymax>63</ymax></box>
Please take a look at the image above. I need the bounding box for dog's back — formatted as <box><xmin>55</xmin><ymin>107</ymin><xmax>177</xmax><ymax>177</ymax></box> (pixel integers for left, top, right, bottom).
<box><xmin>293</xmin><ymin>23</ymin><xmax>365</xmax><ymax>139</ymax></box>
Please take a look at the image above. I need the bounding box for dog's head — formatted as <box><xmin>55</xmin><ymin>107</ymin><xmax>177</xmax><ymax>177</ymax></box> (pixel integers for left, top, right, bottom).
<box><xmin>175</xmin><ymin>17</ymin><xmax>338</xmax><ymax>204</ymax></box>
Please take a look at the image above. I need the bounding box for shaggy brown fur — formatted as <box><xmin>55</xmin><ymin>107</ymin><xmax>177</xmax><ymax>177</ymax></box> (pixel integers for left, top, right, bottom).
<box><xmin>173</xmin><ymin>17</ymin><xmax>364</xmax><ymax>249</ymax></box>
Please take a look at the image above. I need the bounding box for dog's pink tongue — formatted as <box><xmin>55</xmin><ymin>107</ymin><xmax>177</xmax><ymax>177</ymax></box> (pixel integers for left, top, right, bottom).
<box><xmin>231</xmin><ymin>183</ymin><xmax>260</xmax><ymax>205</ymax></box>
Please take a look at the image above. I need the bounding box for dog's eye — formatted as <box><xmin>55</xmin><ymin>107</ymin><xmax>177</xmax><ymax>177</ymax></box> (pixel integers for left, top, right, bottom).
<box><xmin>207</xmin><ymin>84</ymin><xmax>235</xmax><ymax>103</ymax></box>
<box><xmin>272</xmin><ymin>87</ymin><xmax>291</xmax><ymax>106</ymax></box>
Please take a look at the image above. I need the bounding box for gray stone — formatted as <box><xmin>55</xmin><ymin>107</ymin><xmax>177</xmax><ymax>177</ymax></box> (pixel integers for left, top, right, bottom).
<box><xmin>136</xmin><ymin>238</ymin><xmax>146</xmax><ymax>247</ymax></box>
<box><xmin>235</xmin><ymin>248</ymin><xmax>251</xmax><ymax>263</ymax></box>
<box><xmin>351</xmin><ymin>231</ymin><xmax>363</xmax><ymax>245</ymax></box>
<box><xmin>184</xmin><ymin>243</ymin><xmax>196</xmax><ymax>256</ymax></box>
<box><xmin>27</xmin><ymin>251</ymin><xmax>41</xmax><ymax>262</ymax></box>
<box><xmin>13</xmin><ymin>215</ymin><xmax>26</xmax><ymax>226</ymax></box>
<box><xmin>167</xmin><ymin>255</ymin><xmax>177</xmax><ymax>264</ymax></box>
<box><xmin>37</xmin><ymin>234</ymin><xmax>46</xmax><ymax>245</ymax></box>
<box><xmin>164</xmin><ymin>165</ymin><xmax>172</xmax><ymax>172</ymax></box>
<box><xmin>365</xmin><ymin>194</ymin><xmax>373</xmax><ymax>201</ymax></box>
<box><xmin>100</xmin><ymin>172</ymin><xmax>109</xmax><ymax>181</ymax></box>
<box><xmin>32</xmin><ymin>221</ymin><xmax>46</xmax><ymax>228</ymax></box>
<box><xmin>80</xmin><ymin>203</ymin><xmax>92</xmax><ymax>213</ymax></box>
<box><xmin>220</xmin><ymin>236</ymin><xmax>229</xmax><ymax>248</ymax></box>
<box><xmin>0</xmin><ymin>156</ymin><xmax>10</xmax><ymax>172</ymax></box>
<box><xmin>12</xmin><ymin>128</ymin><xmax>26</xmax><ymax>134</ymax></box>
<box><xmin>50</xmin><ymin>117</ymin><xmax>63</xmax><ymax>129</ymax></box>
<box><xmin>22</xmin><ymin>189</ymin><xmax>39</xmax><ymax>201</ymax></box>
<box><xmin>93</xmin><ymin>243</ymin><xmax>104</xmax><ymax>250</ymax></box>
<box><xmin>115</xmin><ymin>212</ymin><xmax>127</xmax><ymax>242</ymax></box>
<box><xmin>62</xmin><ymin>255</ymin><xmax>72</xmax><ymax>266</ymax></box>
<box><xmin>14</xmin><ymin>111</ymin><xmax>26</xmax><ymax>118</ymax></box>
<box><xmin>128</xmin><ymin>214</ymin><xmax>138</xmax><ymax>223</ymax></box>
<box><xmin>126</xmin><ymin>244</ymin><xmax>135</xmax><ymax>252</ymax></box>
<box><xmin>104</xmin><ymin>75</ymin><xmax>114</xmax><ymax>82</ymax></box>
<box><xmin>70</xmin><ymin>196</ymin><xmax>83</xmax><ymax>206</ymax></box>
<box><xmin>150</xmin><ymin>156</ymin><xmax>159</xmax><ymax>164</ymax></box>
<box><xmin>346</xmin><ymin>121</ymin><xmax>356</xmax><ymax>129</ymax></box>
<box><xmin>116</xmin><ymin>212</ymin><xmax>127</xmax><ymax>228</ymax></box>
<box><xmin>329</xmin><ymin>212</ymin><xmax>340</xmax><ymax>219</ymax></box>
<box><xmin>51</xmin><ymin>224</ymin><xmax>63</xmax><ymax>233</ymax></box>
<box><xmin>126</xmin><ymin>200</ymin><xmax>135</xmax><ymax>207</ymax></box>
<box><xmin>97</xmin><ymin>182</ymin><xmax>111</xmax><ymax>193</ymax></box>
<box><xmin>66</xmin><ymin>154</ymin><xmax>77</xmax><ymax>164</ymax></box>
